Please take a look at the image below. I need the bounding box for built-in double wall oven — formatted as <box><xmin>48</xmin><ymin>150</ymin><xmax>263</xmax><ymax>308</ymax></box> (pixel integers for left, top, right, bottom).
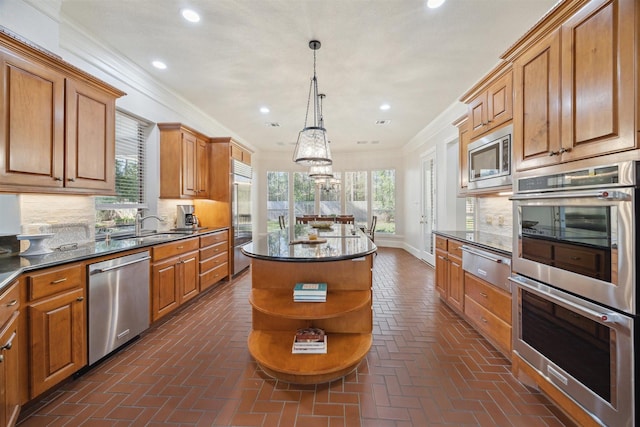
<box><xmin>510</xmin><ymin>161</ymin><xmax>637</xmax><ymax>427</ymax></box>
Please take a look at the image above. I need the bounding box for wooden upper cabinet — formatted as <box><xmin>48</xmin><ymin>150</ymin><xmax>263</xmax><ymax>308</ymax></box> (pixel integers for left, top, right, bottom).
<box><xmin>512</xmin><ymin>0</ymin><xmax>636</xmax><ymax>172</ymax></box>
<box><xmin>453</xmin><ymin>115</ymin><xmax>470</xmax><ymax>192</ymax></box>
<box><xmin>513</xmin><ymin>29</ymin><xmax>562</xmax><ymax>171</ymax></box>
<box><xmin>65</xmin><ymin>78</ymin><xmax>116</xmax><ymax>191</ymax></box>
<box><xmin>159</xmin><ymin>123</ymin><xmax>210</xmax><ymax>199</ymax></box>
<box><xmin>468</xmin><ymin>70</ymin><xmax>513</xmax><ymax>139</ymax></box>
<box><xmin>0</xmin><ymin>30</ymin><xmax>124</xmax><ymax>194</ymax></box>
<box><xmin>0</xmin><ymin>49</ymin><xmax>65</xmax><ymax>189</ymax></box>
<box><xmin>231</xmin><ymin>143</ymin><xmax>251</xmax><ymax>165</ymax></box>
<box><xmin>559</xmin><ymin>0</ymin><xmax>636</xmax><ymax>160</ymax></box>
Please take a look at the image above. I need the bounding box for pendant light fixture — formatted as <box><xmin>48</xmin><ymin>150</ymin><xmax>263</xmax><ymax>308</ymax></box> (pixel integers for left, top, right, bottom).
<box><xmin>293</xmin><ymin>40</ymin><xmax>332</xmax><ymax>166</ymax></box>
<box><xmin>309</xmin><ymin>164</ymin><xmax>334</xmax><ymax>179</ymax></box>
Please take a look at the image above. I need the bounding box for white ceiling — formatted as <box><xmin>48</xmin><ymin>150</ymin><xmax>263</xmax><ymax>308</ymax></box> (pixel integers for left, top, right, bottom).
<box><xmin>59</xmin><ymin>0</ymin><xmax>558</xmax><ymax>153</ymax></box>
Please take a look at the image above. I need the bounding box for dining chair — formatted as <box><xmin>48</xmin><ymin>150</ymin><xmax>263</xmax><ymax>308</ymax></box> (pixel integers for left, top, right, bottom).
<box><xmin>364</xmin><ymin>216</ymin><xmax>377</xmax><ymax>241</ymax></box>
<box><xmin>278</xmin><ymin>215</ymin><xmax>286</xmax><ymax>229</ymax></box>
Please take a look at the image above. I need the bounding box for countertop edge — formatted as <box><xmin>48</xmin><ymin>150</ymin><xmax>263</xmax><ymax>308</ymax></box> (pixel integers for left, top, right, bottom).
<box><xmin>0</xmin><ymin>227</ymin><xmax>230</xmax><ymax>291</ymax></box>
<box><xmin>242</xmin><ymin>245</ymin><xmax>378</xmax><ymax>262</ymax></box>
<box><xmin>433</xmin><ymin>230</ymin><xmax>512</xmax><ymax>257</ymax></box>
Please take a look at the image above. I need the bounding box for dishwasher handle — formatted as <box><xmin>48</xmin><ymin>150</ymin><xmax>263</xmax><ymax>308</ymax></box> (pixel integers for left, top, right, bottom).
<box><xmin>90</xmin><ymin>256</ymin><xmax>151</xmax><ymax>275</ymax></box>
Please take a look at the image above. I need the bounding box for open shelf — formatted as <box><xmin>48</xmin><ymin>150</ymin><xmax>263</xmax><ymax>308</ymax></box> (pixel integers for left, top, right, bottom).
<box><xmin>249</xmin><ymin>289</ymin><xmax>371</xmax><ymax>319</ymax></box>
<box><xmin>248</xmin><ymin>330</ymin><xmax>372</xmax><ymax>384</ymax></box>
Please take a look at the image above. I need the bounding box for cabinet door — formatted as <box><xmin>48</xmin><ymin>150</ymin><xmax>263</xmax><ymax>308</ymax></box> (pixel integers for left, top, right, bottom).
<box><xmin>65</xmin><ymin>78</ymin><xmax>116</xmax><ymax>192</ymax></box>
<box><xmin>179</xmin><ymin>251</ymin><xmax>199</xmax><ymax>304</ymax></box>
<box><xmin>152</xmin><ymin>258</ymin><xmax>180</xmax><ymax>322</ymax></box>
<box><xmin>457</xmin><ymin>119</ymin><xmax>470</xmax><ymax>191</ymax></box>
<box><xmin>181</xmin><ymin>131</ymin><xmax>197</xmax><ymax>197</ymax></box>
<box><xmin>0</xmin><ymin>49</ymin><xmax>65</xmax><ymax>189</ymax></box>
<box><xmin>560</xmin><ymin>0</ymin><xmax>636</xmax><ymax>160</ymax></box>
<box><xmin>28</xmin><ymin>288</ymin><xmax>86</xmax><ymax>398</ymax></box>
<box><xmin>513</xmin><ymin>29</ymin><xmax>561</xmax><ymax>171</ymax></box>
<box><xmin>487</xmin><ymin>72</ymin><xmax>513</xmax><ymax>129</ymax></box>
<box><xmin>196</xmin><ymin>137</ymin><xmax>209</xmax><ymax>198</ymax></box>
<box><xmin>447</xmin><ymin>254</ymin><xmax>464</xmax><ymax>312</ymax></box>
<box><xmin>0</xmin><ymin>312</ymin><xmax>20</xmax><ymax>427</ymax></box>
<box><xmin>435</xmin><ymin>249</ymin><xmax>448</xmax><ymax>298</ymax></box>
<box><xmin>468</xmin><ymin>92</ymin><xmax>488</xmax><ymax>139</ymax></box>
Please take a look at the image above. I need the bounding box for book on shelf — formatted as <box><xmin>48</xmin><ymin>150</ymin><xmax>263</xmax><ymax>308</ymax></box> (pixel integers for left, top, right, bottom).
<box><xmin>292</xmin><ymin>327</ymin><xmax>327</xmax><ymax>354</ymax></box>
<box><xmin>293</xmin><ymin>282</ymin><xmax>327</xmax><ymax>295</ymax></box>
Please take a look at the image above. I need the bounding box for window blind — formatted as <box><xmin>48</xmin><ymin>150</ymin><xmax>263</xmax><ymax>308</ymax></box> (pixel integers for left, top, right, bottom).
<box><xmin>96</xmin><ymin>111</ymin><xmax>149</xmax><ymax>209</ymax></box>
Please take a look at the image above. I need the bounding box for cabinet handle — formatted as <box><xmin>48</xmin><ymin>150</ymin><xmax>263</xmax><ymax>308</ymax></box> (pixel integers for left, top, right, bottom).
<box><xmin>548</xmin><ymin>150</ymin><xmax>559</xmax><ymax>156</ymax></box>
<box><xmin>54</xmin><ymin>177</ymin><xmax>63</xmax><ymax>181</ymax></box>
<box><xmin>479</xmin><ymin>292</ymin><xmax>488</xmax><ymax>298</ymax></box>
<box><xmin>570</xmin><ymin>256</ymin><xmax>581</xmax><ymax>260</ymax></box>
<box><xmin>1</xmin><ymin>331</ymin><xmax>16</xmax><ymax>351</ymax></box>
<box><xmin>177</xmin><ymin>246</ymin><xmax>184</xmax><ymax>249</ymax></box>
<box><xmin>6</xmin><ymin>300</ymin><xmax>17</xmax><ymax>307</ymax></box>
<box><xmin>51</xmin><ymin>277</ymin><xmax>68</xmax><ymax>284</ymax></box>
<box><xmin>481</xmin><ymin>317</ymin><xmax>488</xmax><ymax>323</ymax></box>
<box><xmin>559</xmin><ymin>147</ymin><xmax>572</xmax><ymax>154</ymax></box>
<box><xmin>68</xmin><ymin>177</ymin><xmax>76</xmax><ymax>182</ymax></box>
<box><xmin>76</xmin><ymin>296</ymin><xmax>84</xmax><ymax>302</ymax></box>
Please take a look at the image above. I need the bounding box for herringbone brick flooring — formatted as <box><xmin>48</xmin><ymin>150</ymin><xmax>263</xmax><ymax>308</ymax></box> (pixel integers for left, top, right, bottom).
<box><xmin>18</xmin><ymin>248</ymin><xmax>573</xmax><ymax>426</ymax></box>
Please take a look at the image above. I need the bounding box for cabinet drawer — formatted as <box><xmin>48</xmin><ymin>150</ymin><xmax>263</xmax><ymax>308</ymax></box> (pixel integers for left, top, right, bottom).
<box><xmin>200</xmin><ymin>262</ymin><xmax>228</xmax><ymax>291</ymax></box>
<box><xmin>200</xmin><ymin>241</ymin><xmax>227</xmax><ymax>260</ymax></box>
<box><xmin>200</xmin><ymin>251</ymin><xmax>228</xmax><ymax>272</ymax></box>
<box><xmin>448</xmin><ymin>240</ymin><xmax>464</xmax><ymax>258</ymax></box>
<box><xmin>0</xmin><ymin>280</ymin><xmax>19</xmax><ymax>326</ymax></box>
<box><xmin>152</xmin><ymin>237</ymin><xmax>199</xmax><ymax>261</ymax></box>
<box><xmin>464</xmin><ymin>296</ymin><xmax>511</xmax><ymax>354</ymax></box>
<box><xmin>435</xmin><ymin>236</ymin><xmax>448</xmax><ymax>251</ymax></box>
<box><xmin>28</xmin><ymin>263</ymin><xmax>84</xmax><ymax>301</ymax></box>
<box><xmin>200</xmin><ymin>230</ymin><xmax>229</xmax><ymax>247</ymax></box>
<box><xmin>464</xmin><ymin>273</ymin><xmax>511</xmax><ymax>324</ymax></box>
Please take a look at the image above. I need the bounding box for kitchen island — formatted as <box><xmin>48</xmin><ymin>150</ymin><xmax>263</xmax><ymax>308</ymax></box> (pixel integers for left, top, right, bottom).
<box><xmin>242</xmin><ymin>224</ymin><xmax>376</xmax><ymax>384</ymax></box>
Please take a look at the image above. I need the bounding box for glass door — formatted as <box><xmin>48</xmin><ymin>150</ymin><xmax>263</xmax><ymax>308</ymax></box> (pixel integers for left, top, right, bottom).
<box><xmin>420</xmin><ymin>150</ymin><xmax>436</xmax><ymax>265</ymax></box>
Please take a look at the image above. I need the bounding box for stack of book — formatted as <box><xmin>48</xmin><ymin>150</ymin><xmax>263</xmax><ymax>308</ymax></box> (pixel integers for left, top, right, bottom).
<box><xmin>292</xmin><ymin>327</ymin><xmax>327</xmax><ymax>354</ymax></box>
<box><xmin>293</xmin><ymin>282</ymin><xmax>327</xmax><ymax>302</ymax></box>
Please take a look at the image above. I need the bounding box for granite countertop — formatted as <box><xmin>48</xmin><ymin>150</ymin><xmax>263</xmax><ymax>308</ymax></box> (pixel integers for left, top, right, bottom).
<box><xmin>242</xmin><ymin>224</ymin><xmax>377</xmax><ymax>262</ymax></box>
<box><xmin>0</xmin><ymin>227</ymin><xmax>229</xmax><ymax>291</ymax></box>
<box><xmin>433</xmin><ymin>230</ymin><xmax>512</xmax><ymax>256</ymax></box>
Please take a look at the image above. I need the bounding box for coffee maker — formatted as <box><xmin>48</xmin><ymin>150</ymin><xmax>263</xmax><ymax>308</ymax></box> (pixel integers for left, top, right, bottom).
<box><xmin>176</xmin><ymin>205</ymin><xmax>198</xmax><ymax>229</ymax></box>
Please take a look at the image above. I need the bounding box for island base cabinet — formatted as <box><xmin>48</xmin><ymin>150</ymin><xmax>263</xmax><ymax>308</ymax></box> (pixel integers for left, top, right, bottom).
<box><xmin>248</xmin><ymin>255</ymin><xmax>374</xmax><ymax>384</ymax></box>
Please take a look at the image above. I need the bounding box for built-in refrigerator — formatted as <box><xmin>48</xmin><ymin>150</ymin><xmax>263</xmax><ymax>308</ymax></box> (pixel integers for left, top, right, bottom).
<box><xmin>232</xmin><ymin>159</ymin><xmax>252</xmax><ymax>275</ymax></box>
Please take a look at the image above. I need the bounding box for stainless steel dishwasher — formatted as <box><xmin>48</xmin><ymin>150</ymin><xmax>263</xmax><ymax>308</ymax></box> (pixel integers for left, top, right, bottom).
<box><xmin>88</xmin><ymin>251</ymin><xmax>151</xmax><ymax>365</ymax></box>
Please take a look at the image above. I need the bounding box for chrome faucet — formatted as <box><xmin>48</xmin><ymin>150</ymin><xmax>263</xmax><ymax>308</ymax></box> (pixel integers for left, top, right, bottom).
<box><xmin>135</xmin><ymin>212</ymin><xmax>164</xmax><ymax>236</ymax></box>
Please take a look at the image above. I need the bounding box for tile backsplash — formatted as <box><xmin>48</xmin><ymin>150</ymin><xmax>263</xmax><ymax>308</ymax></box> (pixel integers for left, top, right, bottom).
<box><xmin>475</xmin><ymin>196</ymin><xmax>513</xmax><ymax>238</ymax></box>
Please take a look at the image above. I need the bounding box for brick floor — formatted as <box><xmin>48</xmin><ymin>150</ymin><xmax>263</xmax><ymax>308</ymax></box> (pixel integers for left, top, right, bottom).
<box><xmin>17</xmin><ymin>248</ymin><xmax>574</xmax><ymax>426</ymax></box>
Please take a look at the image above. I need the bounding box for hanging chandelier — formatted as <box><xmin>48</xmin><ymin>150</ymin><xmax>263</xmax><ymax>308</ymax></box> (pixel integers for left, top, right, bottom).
<box><xmin>316</xmin><ymin>176</ymin><xmax>341</xmax><ymax>193</ymax></box>
<box><xmin>292</xmin><ymin>40</ymin><xmax>332</xmax><ymax>166</ymax></box>
<box><xmin>309</xmin><ymin>164</ymin><xmax>334</xmax><ymax>179</ymax></box>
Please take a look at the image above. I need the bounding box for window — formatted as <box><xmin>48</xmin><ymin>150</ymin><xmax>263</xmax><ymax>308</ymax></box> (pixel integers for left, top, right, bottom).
<box><xmin>345</xmin><ymin>171</ymin><xmax>367</xmax><ymax>224</ymax></box>
<box><xmin>371</xmin><ymin>169</ymin><xmax>395</xmax><ymax>233</ymax></box>
<box><xmin>319</xmin><ymin>172</ymin><xmax>341</xmax><ymax>216</ymax></box>
<box><xmin>95</xmin><ymin>110</ymin><xmax>150</xmax><ymax>236</ymax></box>
<box><xmin>293</xmin><ymin>172</ymin><xmax>316</xmax><ymax>217</ymax></box>
<box><xmin>267</xmin><ymin>171</ymin><xmax>289</xmax><ymax>231</ymax></box>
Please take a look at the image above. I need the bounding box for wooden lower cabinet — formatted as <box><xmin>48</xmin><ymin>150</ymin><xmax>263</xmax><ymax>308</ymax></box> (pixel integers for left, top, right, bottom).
<box><xmin>0</xmin><ymin>281</ymin><xmax>20</xmax><ymax>427</ymax></box>
<box><xmin>434</xmin><ymin>235</ymin><xmax>512</xmax><ymax>358</ymax></box>
<box><xmin>25</xmin><ymin>263</ymin><xmax>86</xmax><ymax>399</ymax></box>
<box><xmin>434</xmin><ymin>236</ymin><xmax>464</xmax><ymax>313</ymax></box>
<box><xmin>199</xmin><ymin>230</ymin><xmax>229</xmax><ymax>291</ymax></box>
<box><xmin>248</xmin><ymin>255</ymin><xmax>373</xmax><ymax>384</ymax></box>
<box><xmin>151</xmin><ymin>237</ymin><xmax>200</xmax><ymax>322</ymax></box>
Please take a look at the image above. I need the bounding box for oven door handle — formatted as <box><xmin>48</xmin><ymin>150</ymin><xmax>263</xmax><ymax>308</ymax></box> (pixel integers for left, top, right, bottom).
<box><xmin>510</xmin><ymin>190</ymin><xmax>630</xmax><ymax>201</ymax></box>
<box><xmin>508</xmin><ymin>275</ymin><xmax>623</xmax><ymax>325</ymax></box>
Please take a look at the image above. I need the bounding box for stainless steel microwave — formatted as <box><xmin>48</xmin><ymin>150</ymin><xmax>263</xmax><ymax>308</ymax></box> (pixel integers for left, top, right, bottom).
<box><xmin>467</xmin><ymin>124</ymin><xmax>512</xmax><ymax>190</ymax></box>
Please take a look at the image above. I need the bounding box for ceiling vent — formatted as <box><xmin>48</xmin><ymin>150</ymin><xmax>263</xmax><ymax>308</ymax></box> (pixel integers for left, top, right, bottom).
<box><xmin>371</xmin><ymin>140</ymin><xmax>380</xmax><ymax>145</ymax></box>
<box><xmin>356</xmin><ymin>141</ymin><xmax>368</xmax><ymax>145</ymax></box>
<box><xmin>265</xmin><ymin>122</ymin><xmax>280</xmax><ymax>127</ymax></box>
<box><xmin>375</xmin><ymin>120</ymin><xmax>391</xmax><ymax>125</ymax></box>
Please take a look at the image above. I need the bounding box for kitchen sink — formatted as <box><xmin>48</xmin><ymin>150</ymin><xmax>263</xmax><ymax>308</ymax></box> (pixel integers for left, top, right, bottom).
<box><xmin>112</xmin><ymin>232</ymin><xmax>192</xmax><ymax>243</ymax></box>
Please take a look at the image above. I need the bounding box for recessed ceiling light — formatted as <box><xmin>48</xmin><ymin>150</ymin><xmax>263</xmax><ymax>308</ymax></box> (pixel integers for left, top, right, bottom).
<box><xmin>152</xmin><ymin>60</ymin><xmax>167</xmax><ymax>70</ymax></box>
<box><xmin>260</xmin><ymin>107</ymin><xmax>270</xmax><ymax>114</ymax></box>
<box><xmin>379</xmin><ymin>103</ymin><xmax>390</xmax><ymax>111</ymax></box>
<box><xmin>427</xmin><ymin>0</ymin><xmax>446</xmax><ymax>9</ymax></box>
<box><xmin>181</xmin><ymin>9</ymin><xmax>200</xmax><ymax>23</ymax></box>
